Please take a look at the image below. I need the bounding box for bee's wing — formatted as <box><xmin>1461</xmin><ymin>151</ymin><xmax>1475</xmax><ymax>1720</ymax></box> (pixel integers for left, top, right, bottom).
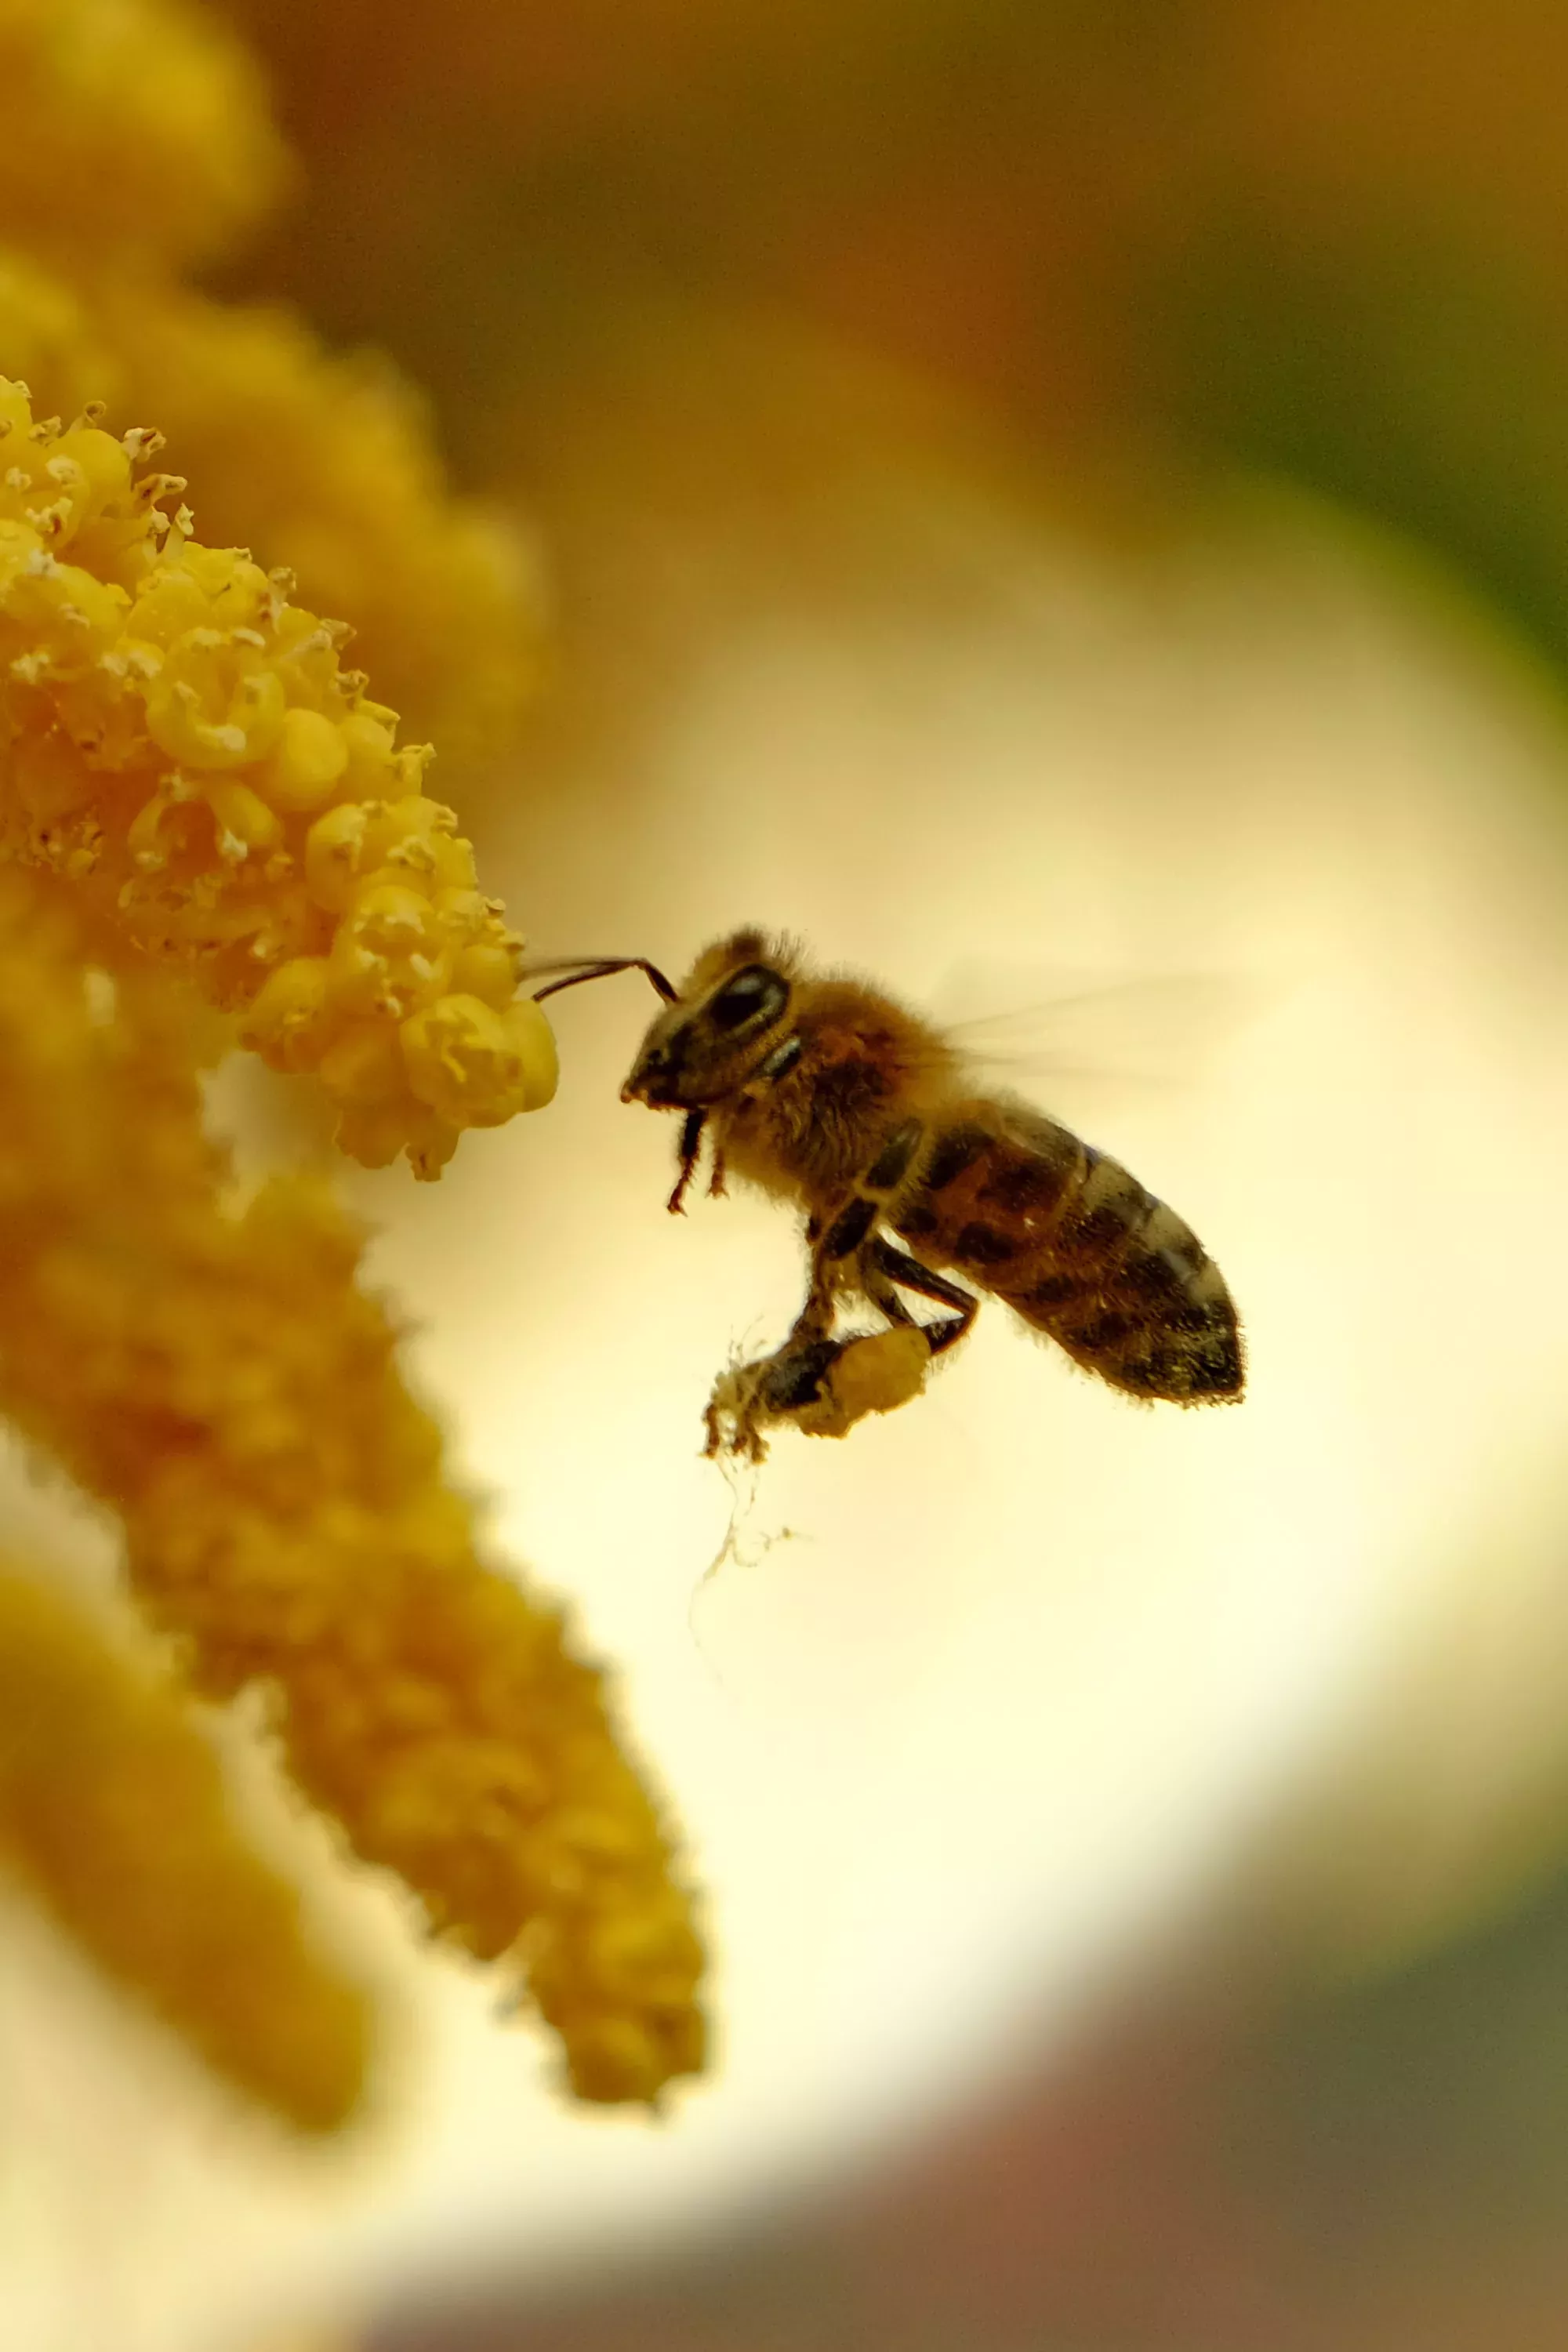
<box><xmin>933</xmin><ymin>962</ymin><xmax>1278</xmax><ymax>1110</ymax></box>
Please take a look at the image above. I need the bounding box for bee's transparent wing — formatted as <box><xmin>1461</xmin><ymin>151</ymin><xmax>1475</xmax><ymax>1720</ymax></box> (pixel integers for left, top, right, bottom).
<box><xmin>931</xmin><ymin>960</ymin><xmax>1280</xmax><ymax>1114</ymax></box>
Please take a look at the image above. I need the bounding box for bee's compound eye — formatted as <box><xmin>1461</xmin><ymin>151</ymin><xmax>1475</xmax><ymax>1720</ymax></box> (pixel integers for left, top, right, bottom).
<box><xmin>707</xmin><ymin>964</ymin><xmax>786</xmax><ymax>1031</ymax></box>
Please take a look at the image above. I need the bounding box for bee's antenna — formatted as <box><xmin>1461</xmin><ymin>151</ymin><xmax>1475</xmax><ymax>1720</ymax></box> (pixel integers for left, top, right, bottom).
<box><xmin>523</xmin><ymin>956</ymin><xmax>678</xmax><ymax>1006</ymax></box>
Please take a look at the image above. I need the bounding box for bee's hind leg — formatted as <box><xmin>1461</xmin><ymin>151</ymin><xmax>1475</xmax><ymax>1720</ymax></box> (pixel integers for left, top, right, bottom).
<box><xmin>701</xmin><ymin>1218</ymin><xmax>869</xmax><ymax>1458</ymax></box>
<box><xmin>702</xmin><ymin>1336</ymin><xmax>843</xmax><ymax>1462</ymax></box>
<box><xmin>864</xmin><ymin>1240</ymin><xmax>979</xmax><ymax>1358</ymax></box>
<box><xmin>702</xmin><ymin>1204</ymin><xmax>956</xmax><ymax>1460</ymax></box>
<box><xmin>703</xmin><ymin>1247</ymin><xmax>844</xmax><ymax>1458</ymax></box>
<box><xmin>860</xmin><ymin>1254</ymin><xmax>915</xmax><ymax>1327</ymax></box>
<box><xmin>705</xmin><ymin>1236</ymin><xmax>964</xmax><ymax>1461</ymax></box>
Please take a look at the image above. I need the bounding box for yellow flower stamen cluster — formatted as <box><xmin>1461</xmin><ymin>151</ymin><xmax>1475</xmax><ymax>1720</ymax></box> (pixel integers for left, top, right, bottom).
<box><xmin>0</xmin><ymin>1563</ymin><xmax>369</xmax><ymax>2132</ymax></box>
<box><xmin>0</xmin><ymin>866</ymin><xmax>705</xmax><ymax>2104</ymax></box>
<box><xmin>0</xmin><ymin>377</ymin><xmax>556</xmax><ymax>1175</ymax></box>
<box><xmin>0</xmin><ymin>0</ymin><xmax>288</xmax><ymax>269</ymax></box>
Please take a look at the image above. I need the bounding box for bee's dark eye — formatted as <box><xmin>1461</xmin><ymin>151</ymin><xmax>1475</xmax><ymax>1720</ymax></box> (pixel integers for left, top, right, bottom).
<box><xmin>707</xmin><ymin>964</ymin><xmax>786</xmax><ymax>1032</ymax></box>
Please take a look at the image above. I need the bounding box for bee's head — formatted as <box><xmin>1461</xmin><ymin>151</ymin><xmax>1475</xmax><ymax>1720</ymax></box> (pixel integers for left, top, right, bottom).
<box><xmin>622</xmin><ymin>929</ymin><xmax>798</xmax><ymax>1109</ymax></box>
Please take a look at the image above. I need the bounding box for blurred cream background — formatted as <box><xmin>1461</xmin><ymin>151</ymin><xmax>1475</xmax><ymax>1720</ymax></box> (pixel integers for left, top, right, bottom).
<box><xmin>7</xmin><ymin>342</ymin><xmax>1568</xmax><ymax>2352</ymax></box>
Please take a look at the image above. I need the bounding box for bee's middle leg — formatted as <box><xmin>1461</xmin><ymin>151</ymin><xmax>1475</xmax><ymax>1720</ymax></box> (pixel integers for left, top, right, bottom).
<box><xmin>782</xmin><ymin>1120</ymin><xmax>927</xmax><ymax>1342</ymax></box>
<box><xmin>780</xmin><ymin>1202</ymin><xmax>866</xmax><ymax>1346</ymax></box>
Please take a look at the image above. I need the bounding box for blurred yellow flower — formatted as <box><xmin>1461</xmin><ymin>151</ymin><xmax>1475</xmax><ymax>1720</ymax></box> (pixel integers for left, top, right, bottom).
<box><xmin>0</xmin><ymin>1563</ymin><xmax>370</xmax><ymax>2132</ymax></box>
<box><xmin>0</xmin><ymin>0</ymin><xmax>288</xmax><ymax>269</ymax></box>
<box><xmin>0</xmin><ymin>243</ymin><xmax>121</xmax><ymax>419</ymax></box>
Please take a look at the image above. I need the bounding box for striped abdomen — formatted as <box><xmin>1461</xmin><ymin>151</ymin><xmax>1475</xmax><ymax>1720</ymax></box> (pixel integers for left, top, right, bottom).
<box><xmin>892</xmin><ymin>1100</ymin><xmax>1243</xmax><ymax>1404</ymax></box>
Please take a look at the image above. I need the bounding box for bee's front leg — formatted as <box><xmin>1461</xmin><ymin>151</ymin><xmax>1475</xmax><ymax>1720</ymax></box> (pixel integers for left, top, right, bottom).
<box><xmin>666</xmin><ymin>1109</ymin><xmax>706</xmax><ymax>1215</ymax></box>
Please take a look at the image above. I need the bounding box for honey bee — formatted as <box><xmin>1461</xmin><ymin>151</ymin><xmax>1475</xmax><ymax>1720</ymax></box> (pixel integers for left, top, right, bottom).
<box><xmin>531</xmin><ymin>931</ymin><xmax>1244</xmax><ymax>1458</ymax></box>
